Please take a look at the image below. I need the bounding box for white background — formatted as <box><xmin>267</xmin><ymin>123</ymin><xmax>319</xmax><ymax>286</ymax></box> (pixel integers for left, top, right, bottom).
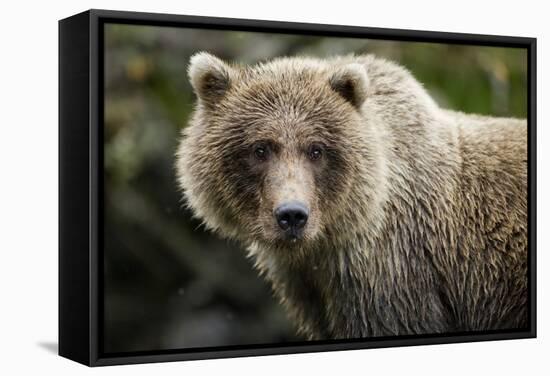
<box><xmin>0</xmin><ymin>0</ymin><xmax>547</xmax><ymax>374</ymax></box>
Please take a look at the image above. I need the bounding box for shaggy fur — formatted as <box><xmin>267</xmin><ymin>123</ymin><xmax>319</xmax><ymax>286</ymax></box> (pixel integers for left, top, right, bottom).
<box><xmin>176</xmin><ymin>52</ymin><xmax>528</xmax><ymax>339</ymax></box>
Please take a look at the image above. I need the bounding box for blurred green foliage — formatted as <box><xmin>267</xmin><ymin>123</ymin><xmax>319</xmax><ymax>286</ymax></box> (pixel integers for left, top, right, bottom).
<box><xmin>103</xmin><ymin>23</ymin><xmax>527</xmax><ymax>353</ymax></box>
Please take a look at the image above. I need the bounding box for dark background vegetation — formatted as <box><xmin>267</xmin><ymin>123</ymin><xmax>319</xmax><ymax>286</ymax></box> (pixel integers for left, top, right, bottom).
<box><xmin>103</xmin><ymin>23</ymin><xmax>527</xmax><ymax>353</ymax></box>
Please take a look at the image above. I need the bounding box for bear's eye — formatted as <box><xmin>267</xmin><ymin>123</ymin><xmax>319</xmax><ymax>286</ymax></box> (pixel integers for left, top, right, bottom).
<box><xmin>253</xmin><ymin>144</ymin><xmax>270</xmax><ymax>161</ymax></box>
<box><xmin>308</xmin><ymin>143</ymin><xmax>324</xmax><ymax>161</ymax></box>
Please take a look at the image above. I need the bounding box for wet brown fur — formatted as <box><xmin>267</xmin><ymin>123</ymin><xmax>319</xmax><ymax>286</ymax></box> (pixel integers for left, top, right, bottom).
<box><xmin>176</xmin><ymin>53</ymin><xmax>528</xmax><ymax>339</ymax></box>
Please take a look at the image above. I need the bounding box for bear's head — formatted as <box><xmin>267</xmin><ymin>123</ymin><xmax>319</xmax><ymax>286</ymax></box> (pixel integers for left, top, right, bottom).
<box><xmin>177</xmin><ymin>52</ymin><xmax>386</xmax><ymax>255</ymax></box>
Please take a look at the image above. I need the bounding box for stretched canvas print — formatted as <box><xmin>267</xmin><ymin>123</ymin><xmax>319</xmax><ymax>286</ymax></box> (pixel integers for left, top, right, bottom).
<box><xmin>59</xmin><ymin>9</ymin><xmax>536</xmax><ymax>366</ymax></box>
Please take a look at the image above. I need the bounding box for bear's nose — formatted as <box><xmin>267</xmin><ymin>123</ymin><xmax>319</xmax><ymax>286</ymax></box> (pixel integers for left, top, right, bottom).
<box><xmin>274</xmin><ymin>201</ymin><xmax>309</xmax><ymax>236</ymax></box>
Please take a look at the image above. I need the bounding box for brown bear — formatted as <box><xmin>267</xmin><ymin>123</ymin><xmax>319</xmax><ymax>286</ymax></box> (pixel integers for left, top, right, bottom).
<box><xmin>176</xmin><ymin>52</ymin><xmax>528</xmax><ymax>339</ymax></box>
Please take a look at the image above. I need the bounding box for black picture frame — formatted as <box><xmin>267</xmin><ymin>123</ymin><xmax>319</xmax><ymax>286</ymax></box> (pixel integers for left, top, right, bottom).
<box><xmin>59</xmin><ymin>8</ymin><xmax>537</xmax><ymax>367</ymax></box>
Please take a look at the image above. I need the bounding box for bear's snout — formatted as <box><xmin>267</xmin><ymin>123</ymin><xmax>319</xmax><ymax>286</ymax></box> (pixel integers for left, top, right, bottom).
<box><xmin>274</xmin><ymin>201</ymin><xmax>309</xmax><ymax>240</ymax></box>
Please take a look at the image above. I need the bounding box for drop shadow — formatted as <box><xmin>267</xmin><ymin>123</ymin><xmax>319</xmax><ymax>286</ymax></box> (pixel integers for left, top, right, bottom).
<box><xmin>37</xmin><ymin>341</ymin><xmax>58</xmax><ymax>355</ymax></box>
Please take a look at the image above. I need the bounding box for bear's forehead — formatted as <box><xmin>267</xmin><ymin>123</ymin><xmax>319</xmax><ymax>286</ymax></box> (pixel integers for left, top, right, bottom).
<box><xmin>224</xmin><ymin>80</ymin><xmax>342</xmax><ymax>126</ymax></box>
<box><xmin>245</xmin><ymin>58</ymin><xmax>330</xmax><ymax>76</ymax></box>
<box><xmin>219</xmin><ymin>85</ymin><xmax>354</xmax><ymax>141</ymax></box>
<box><xmin>213</xmin><ymin>59</ymin><xmax>357</xmax><ymax>133</ymax></box>
<box><xmin>237</xmin><ymin>59</ymin><xmax>331</xmax><ymax>88</ymax></box>
<box><xmin>225</xmin><ymin>63</ymin><xmax>339</xmax><ymax>112</ymax></box>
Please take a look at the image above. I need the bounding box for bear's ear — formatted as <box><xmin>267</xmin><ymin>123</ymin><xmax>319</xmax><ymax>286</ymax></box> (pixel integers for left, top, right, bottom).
<box><xmin>188</xmin><ymin>52</ymin><xmax>233</xmax><ymax>105</ymax></box>
<box><xmin>329</xmin><ymin>63</ymin><xmax>369</xmax><ymax>108</ymax></box>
